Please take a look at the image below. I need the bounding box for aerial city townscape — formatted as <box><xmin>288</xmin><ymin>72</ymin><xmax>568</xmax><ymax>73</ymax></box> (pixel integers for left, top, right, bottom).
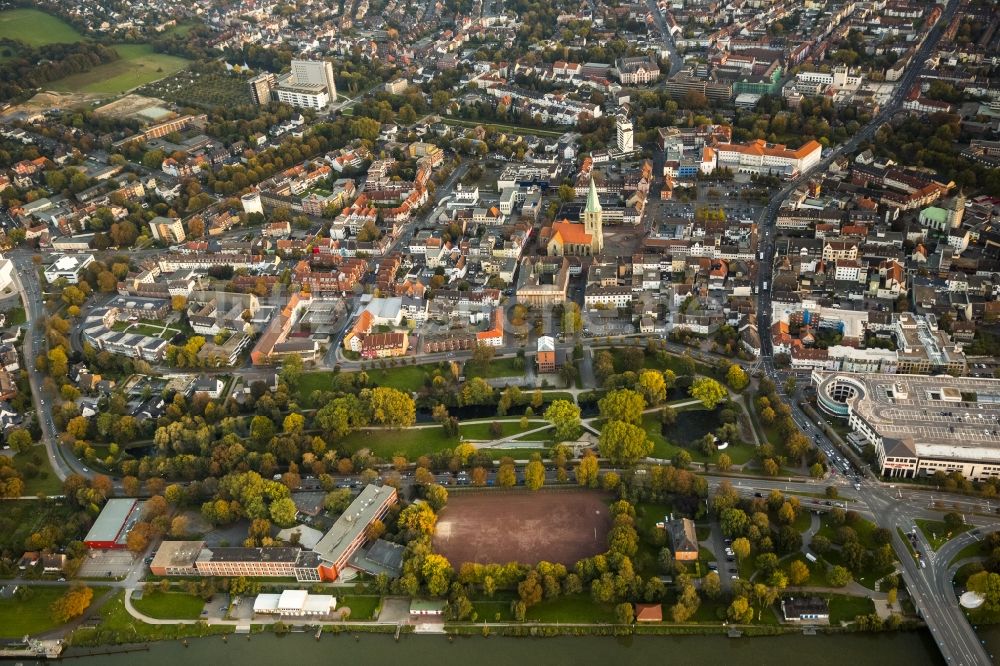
<box><xmin>0</xmin><ymin>0</ymin><xmax>998</xmax><ymax>662</ymax></box>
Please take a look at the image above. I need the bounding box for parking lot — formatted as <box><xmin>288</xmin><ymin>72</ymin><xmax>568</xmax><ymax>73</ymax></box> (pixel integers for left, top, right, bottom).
<box><xmin>76</xmin><ymin>549</ymin><xmax>135</xmax><ymax>579</ymax></box>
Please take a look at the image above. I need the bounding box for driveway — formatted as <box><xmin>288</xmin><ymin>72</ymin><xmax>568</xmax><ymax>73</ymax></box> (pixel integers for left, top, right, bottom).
<box><xmin>706</xmin><ymin>519</ymin><xmax>734</xmax><ymax>593</ymax></box>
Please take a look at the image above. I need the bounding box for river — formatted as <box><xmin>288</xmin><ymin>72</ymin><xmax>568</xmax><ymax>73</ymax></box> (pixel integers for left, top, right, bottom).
<box><xmin>58</xmin><ymin>631</ymin><xmax>947</xmax><ymax>665</ymax></box>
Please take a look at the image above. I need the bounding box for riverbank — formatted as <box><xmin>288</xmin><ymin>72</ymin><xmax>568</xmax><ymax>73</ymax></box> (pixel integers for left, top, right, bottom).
<box><xmin>60</xmin><ymin>630</ymin><xmax>947</xmax><ymax>665</ymax></box>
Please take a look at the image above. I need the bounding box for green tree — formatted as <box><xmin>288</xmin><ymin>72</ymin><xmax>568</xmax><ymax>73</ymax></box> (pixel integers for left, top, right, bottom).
<box><xmin>728</xmin><ymin>596</ymin><xmax>752</xmax><ymax>623</ymax></box>
<box><xmin>636</xmin><ymin>370</ymin><xmax>667</xmax><ymax>405</ymax></box>
<box><xmin>725</xmin><ymin>364</ymin><xmax>749</xmax><ymax>391</ymax></box>
<box><xmin>398</xmin><ymin>502</ymin><xmax>437</xmax><ymax>536</ymax></box>
<box><xmin>363</xmin><ymin>387</ymin><xmax>416</xmax><ymax>427</ymax></box>
<box><xmin>269</xmin><ymin>497</ymin><xmax>298</xmax><ymax>527</ymax></box>
<box><xmin>703</xmin><ymin>571</ymin><xmax>722</xmax><ymax>599</ymax></box>
<box><xmin>6</xmin><ymin>428</ymin><xmax>32</xmax><ymax>454</ymax></box>
<box><xmin>826</xmin><ymin>565</ymin><xmax>852</xmax><ymax>588</ymax></box>
<box><xmin>615</xmin><ymin>602</ymin><xmax>634</xmax><ymax>624</ymax></box>
<box><xmin>731</xmin><ymin>537</ymin><xmax>751</xmax><ymax>561</ymax></box>
<box><xmin>598</xmin><ymin>420</ymin><xmax>653</xmax><ymax>465</ymax></box>
<box><xmin>575</xmin><ymin>452</ymin><xmax>599</xmax><ymax>488</ymax></box>
<box><xmin>249</xmin><ymin>415</ymin><xmax>275</xmax><ymax>447</ymax></box>
<box><xmin>943</xmin><ymin>512</ymin><xmax>964</xmax><ymax>531</ymax></box>
<box><xmin>279</xmin><ymin>355</ymin><xmax>303</xmax><ymax>390</ymax></box>
<box><xmin>50</xmin><ymin>585</ymin><xmax>93</xmax><ymax>623</ymax></box>
<box><xmin>424</xmin><ymin>483</ymin><xmax>449</xmax><ymax>511</ymax></box>
<box><xmin>689</xmin><ymin>377</ymin><xmax>727</xmax><ymax>409</ymax></box>
<box><xmin>598</xmin><ymin>389</ymin><xmax>646</xmax><ymax>425</ymax></box>
<box><xmin>524</xmin><ymin>460</ymin><xmax>545</xmax><ymax>490</ymax></box>
<box><xmin>497</xmin><ymin>461</ymin><xmax>516</xmax><ymax>487</ymax></box>
<box><xmin>282</xmin><ymin>413</ymin><xmax>305</xmax><ymax>433</ymax></box>
<box><xmin>422</xmin><ymin>553</ymin><xmax>453</xmax><ymax>597</ymax></box>
<box><xmin>47</xmin><ymin>347</ymin><xmax>69</xmax><ymax>378</ymax></box>
<box><xmin>545</xmin><ymin>400</ymin><xmax>581</xmax><ymax>441</ymax></box>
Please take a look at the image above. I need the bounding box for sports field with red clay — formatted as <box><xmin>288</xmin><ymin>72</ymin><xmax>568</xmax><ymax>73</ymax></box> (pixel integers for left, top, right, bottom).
<box><xmin>432</xmin><ymin>490</ymin><xmax>611</xmax><ymax>566</ymax></box>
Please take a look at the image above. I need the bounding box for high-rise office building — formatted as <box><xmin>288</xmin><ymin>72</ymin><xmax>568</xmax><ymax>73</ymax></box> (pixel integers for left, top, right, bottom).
<box><xmin>616</xmin><ymin>115</ymin><xmax>633</xmax><ymax>153</ymax></box>
<box><xmin>291</xmin><ymin>60</ymin><xmax>336</xmax><ymax>98</ymax></box>
<box><xmin>248</xmin><ymin>73</ymin><xmax>277</xmax><ymax>106</ymax></box>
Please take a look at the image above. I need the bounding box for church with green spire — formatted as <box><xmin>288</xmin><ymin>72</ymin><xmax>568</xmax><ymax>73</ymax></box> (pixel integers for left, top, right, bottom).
<box><xmin>545</xmin><ymin>177</ymin><xmax>604</xmax><ymax>257</ymax></box>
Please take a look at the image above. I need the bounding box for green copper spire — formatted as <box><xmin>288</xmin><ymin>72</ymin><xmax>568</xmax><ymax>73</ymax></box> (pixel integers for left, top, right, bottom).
<box><xmin>585</xmin><ymin>176</ymin><xmax>601</xmax><ymax>213</ymax></box>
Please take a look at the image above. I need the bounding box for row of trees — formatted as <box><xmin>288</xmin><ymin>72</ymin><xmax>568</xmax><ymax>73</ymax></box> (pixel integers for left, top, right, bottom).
<box><xmin>0</xmin><ymin>41</ymin><xmax>120</xmax><ymax>102</ymax></box>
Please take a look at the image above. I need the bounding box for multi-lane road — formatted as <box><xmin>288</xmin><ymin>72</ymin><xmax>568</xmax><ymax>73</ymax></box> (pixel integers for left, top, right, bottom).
<box><xmin>9</xmin><ymin>251</ymin><xmax>80</xmax><ymax>482</ymax></box>
<box><xmin>750</xmin><ymin>0</ymin><xmax>989</xmax><ymax>662</ymax></box>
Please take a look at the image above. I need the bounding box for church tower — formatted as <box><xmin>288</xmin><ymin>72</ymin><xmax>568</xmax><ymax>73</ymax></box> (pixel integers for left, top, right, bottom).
<box><xmin>583</xmin><ymin>177</ymin><xmax>604</xmax><ymax>255</ymax></box>
<box><xmin>948</xmin><ymin>190</ymin><xmax>965</xmax><ymax>229</ymax></box>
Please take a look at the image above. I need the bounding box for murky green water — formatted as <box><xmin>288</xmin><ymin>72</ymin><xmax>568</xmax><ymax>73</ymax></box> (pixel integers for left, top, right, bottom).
<box><xmin>62</xmin><ymin>630</ymin><xmax>946</xmax><ymax>665</ymax></box>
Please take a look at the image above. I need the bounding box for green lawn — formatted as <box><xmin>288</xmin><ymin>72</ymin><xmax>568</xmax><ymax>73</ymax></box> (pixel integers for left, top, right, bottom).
<box><xmin>523</xmin><ymin>594</ymin><xmax>616</xmax><ymax>622</ymax></box>
<box><xmin>338</xmin><ymin>595</ymin><xmax>379</xmax><ymax>620</ymax></box>
<box><xmin>817</xmin><ymin>515</ymin><xmax>907</xmax><ymax>590</ymax></box>
<box><xmin>0</xmin><ymin>586</ymin><xmax>70</xmax><ymax>637</ymax></box>
<box><xmin>792</xmin><ymin>510</ymin><xmax>813</xmax><ymax>534</ymax></box>
<box><xmin>460</xmin><ymin>420</ymin><xmax>546</xmax><ymax>440</ymax></box>
<box><xmin>0</xmin><ymin>9</ymin><xmax>82</xmax><ymax>45</ymax></box>
<box><xmin>915</xmin><ymin>519</ymin><xmax>971</xmax><ymax>551</ymax></box>
<box><xmin>298</xmin><ymin>366</ymin><xmax>433</xmax><ymax>404</ymax></box>
<box><xmin>635</xmin><ymin>502</ymin><xmax>674</xmax><ymax>535</ymax></box>
<box><xmin>338</xmin><ymin>426</ymin><xmax>457</xmax><ymax>458</ymax></box>
<box><xmin>949</xmin><ymin>540</ymin><xmax>986</xmax><ymax>566</ymax></box>
<box><xmin>69</xmin><ymin>591</ymin><xmax>231</xmax><ymax>646</ymax></box>
<box><xmin>11</xmin><ymin>450</ymin><xmax>63</xmax><ymax>495</ymax></box>
<box><xmin>3</xmin><ymin>306</ymin><xmax>26</xmax><ymax>325</ymax></box>
<box><xmin>485</xmin><ymin>447</ymin><xmax>547</xmax><ymax>460</ymax></box>
<box><xmin>471</xmin><ymin>599</ymin><xmax>514</xmax><ymax>622</ymax></box>
<box><xmin>131</xmin><ymin>592</ymin><xmax>204</xmax><ymax>619</ymax></box>
<box><xmin>464</xmin><ymin>357</ymin><xmax>526</xmax><ymax>379</ymax></box>
<box><xmin>111</xmin><ymin>322</ymin><xmax>178</xmax><ymax>340</ymax></box>
<box><xmin>827</xmin><ymin>595</ymin><xmax>875</xmax><ymax>624</ymax></box>
<box><xmin>163</xmin><ymin>22</ymin><xmax>198</xmax><ymax>36</ymax></box>
<box><xmin>51</xmin><ymin>44</ymin><xmax>189</xmax><ymax>94</ymax></box>
<box><xmin>781</xmin><ymin>552</ymin><xmax>828</xmax><ymax>587</ymax></box>
<box><xmin>512</xmin><ymin>427</ymin><xmax>554</xmax><ymax>441</ymax></box>
<box><xmin>641</xmin><ymin>409</ymin><xmax>753</xmax><ymax>466</ymax></box>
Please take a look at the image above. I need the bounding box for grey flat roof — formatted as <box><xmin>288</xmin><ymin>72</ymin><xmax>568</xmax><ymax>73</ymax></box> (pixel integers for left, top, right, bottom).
<box><xmin>313</xmin><ymin>484</ymin><xmax>395</xmax><ymax>567</ymax></box>
<box><xmin>84</xmin><ymin>498</ymin><xmax>140</xmax><ymax>544</ymax></box>
<box><xmin>817</xmin><ymin>371</ymin><xmax>1000</xmax><ymax>460</ymax></box>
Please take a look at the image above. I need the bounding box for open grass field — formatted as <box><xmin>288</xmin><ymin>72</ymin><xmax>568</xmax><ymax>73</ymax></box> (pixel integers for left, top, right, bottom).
<box><xmin>0</xmin><ymin>9</ymin><xmax>82</xmax><ymax>46</ymax></box>
<box><xmin>131</xmin><ymin>591</ymin><xmax>205</xmax><ymax>619</ymax></box>
<box><xmin>11</xmin><ymin>449</ymin><xmax>63</xmax><ymax>495</ymax></box>
<box><xmin>460</xmin><ymin>419</ymin><xmax>546</xmax><ymax>440</ymax></box>
<box><xmin>949</xmin><ymin>541</ymin><xmax>986</xmax><ymax>566</ymax></box>
<box><xmin>828</xmin><ymin>595</ymin><xmax>876</xmax><ymax>624</ymax></box>
<box><xmin>0</xmin><ymin>586</ymin><xmax>68</xmax><ymax>637</ymax></box>
<box><xmin>464</xmin><ymin>357</ymin><xmax>527</xmax><ymax>379</ymax></box>
<box><xmin>433</xmin><ymin>491</ymin><xmax>611</xmax><ymax>567</ymax></box>
<box><xmin>69</xmin><ymin>591</ymin><xmax>231</xmax><ymax>646</ymax></box>
<box><xmin>298</xmin><ymin>367</ymin><xmax>431</xmax><ymax>404</ymax></box>
<box><xmin>524</xmin><ymin>593</ymin><xmax>616</xmax><ymax>622</ymax></box>
<box><xmin>642</xmin><ymin>408</ymin><xmax>754</xmax><ymax>466</ymax></box>
<box><xmin>915</xmin><ymin>518</ymin><xmax>971</xmax><ymax>550</ymax></box>
<box><xmin>111</xmin><ymin>320</ymin><xmax>179</xmax><ymax>340</ymax></box>
<box><xmin>339</xmin><ymin>426</ymin><xmax>458</xmax><ymax>458</ymax></box>
<box><xmin>51</xmin><ymin>44</ymin><xmax>189</xmax><ymax>95</ymax></box>
<box><xmin>338</xmin><ymin>595</ymin><xmax>379</xmax><ymax>620</ymax></box>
